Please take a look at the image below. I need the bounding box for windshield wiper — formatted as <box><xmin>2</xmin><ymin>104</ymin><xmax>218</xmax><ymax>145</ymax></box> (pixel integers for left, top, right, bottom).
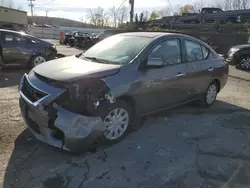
<box><xmin>83</xmin><ymin>56</ymin><xmax>118</xmax><ymax>64</ymax></box>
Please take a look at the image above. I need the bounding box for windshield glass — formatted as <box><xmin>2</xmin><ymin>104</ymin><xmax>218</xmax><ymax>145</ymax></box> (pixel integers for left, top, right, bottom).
<box><xmin>83</xmin><ymin>35</ymin><xmax>152</xmax><ymax>64</ymax></box>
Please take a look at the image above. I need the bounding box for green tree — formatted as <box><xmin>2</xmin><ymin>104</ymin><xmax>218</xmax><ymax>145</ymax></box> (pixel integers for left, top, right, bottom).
<box><xmin>179</xmin><ymin>4</ymin><xmax>195</xmax><ymax>15</ymax></box>
<box><xmin>149</xmin><ymin>11</ymin><xmax>159</xmax><ymax>20</ymax></box>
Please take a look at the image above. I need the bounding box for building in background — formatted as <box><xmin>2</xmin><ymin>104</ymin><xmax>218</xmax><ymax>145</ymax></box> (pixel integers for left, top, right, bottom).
<box><xmin>0</xmin><ymin>6</ymin><xmax>28</xmax><ymax>31</ymax></box>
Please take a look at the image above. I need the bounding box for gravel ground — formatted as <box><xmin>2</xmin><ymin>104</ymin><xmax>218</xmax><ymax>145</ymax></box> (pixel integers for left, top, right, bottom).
<box><xmin>1</xmin><ymin>44</ymin><xmax>250</xmax><ymax>188</ymax></box>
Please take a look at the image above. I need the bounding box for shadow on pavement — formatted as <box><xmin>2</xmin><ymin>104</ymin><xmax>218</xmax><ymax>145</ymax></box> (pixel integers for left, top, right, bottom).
<box><xmin>0</xmin><ymin>67</ymin><xmax>28</xmax><ymax>88</ymax></box>
<box><xmin>3</xmin><ymin>100</ymin><xmax>250</xmax><ymax>188</ymax></box>
<box><xmin>235</xmin><ymin>66</ymin><xmax>250</xmax><ymax>73</ymax></box>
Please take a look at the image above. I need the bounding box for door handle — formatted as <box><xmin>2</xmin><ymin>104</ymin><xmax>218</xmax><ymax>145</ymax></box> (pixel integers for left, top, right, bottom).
<box><xmin>208</xmin><ymin>67</ymin><xmax>214</xmax><ymax>72</ymax></box>
<box><xmin>177</xmin><ymin>73</ymin><xmax>185</xmax><ymax>77</ymax></box>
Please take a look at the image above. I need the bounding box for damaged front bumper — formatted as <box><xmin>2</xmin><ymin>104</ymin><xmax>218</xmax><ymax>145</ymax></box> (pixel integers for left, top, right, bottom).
<box><xmin>18</xmin><ymin>73</ymin><xmax>106</xmax><ymax>152</ymax></box>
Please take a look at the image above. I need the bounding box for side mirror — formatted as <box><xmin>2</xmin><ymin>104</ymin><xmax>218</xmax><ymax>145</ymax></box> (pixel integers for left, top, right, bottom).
<box><xmin>147</xmin><ymin>57</ymin><xmax>164</xmax><ymax>68</ymax></box>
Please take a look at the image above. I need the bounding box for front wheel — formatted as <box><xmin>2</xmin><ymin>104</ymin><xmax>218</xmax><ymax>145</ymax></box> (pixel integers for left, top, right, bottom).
<box><xmin>98</xmin><ymin>100</ymin><xmax>133</xmax><ymax>145</ymax></box>
<box><xmin>29</xmin><ymin>55</ymin><xmax>46</xmax><ymax>69</ymax></box>
<box><xmin>200</xmin><ymin>81</ymin><xmax>218</xmax><ymax>108</ymax></box>
<box><xmin>239</xmin><ymin>55</ymin><xmax>250</xmax><ymax>70</ymax></box>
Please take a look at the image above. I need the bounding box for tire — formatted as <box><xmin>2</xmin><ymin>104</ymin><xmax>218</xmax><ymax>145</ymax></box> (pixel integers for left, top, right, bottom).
<box><xmin>238</xmin><ymin>55</ymin><xmax>250</xmax><ymax>70</ymax></box>
<box><xmin>200</xmin><ymin>81</ymin><xmax>219</xmax><ymax>108</ymax></box>
<box><xmin>29</xmin><ymin>55</ymin><xmax>46</xmax><ymax>69</ymax></box>
<box><xmin>97</xmin><ymin>100</ymin><xmax>133</xmax><ymax>145</ymax></box>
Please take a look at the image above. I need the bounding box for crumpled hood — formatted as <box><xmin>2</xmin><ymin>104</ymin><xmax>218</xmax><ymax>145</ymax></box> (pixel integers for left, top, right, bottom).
<box><xmin>33</xmin><ymin>56</ymin><xmax>121</xmax><ymax>82</ymax></box>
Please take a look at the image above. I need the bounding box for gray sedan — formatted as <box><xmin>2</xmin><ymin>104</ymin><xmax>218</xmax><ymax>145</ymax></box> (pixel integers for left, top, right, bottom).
<box><xmin>18</xmin><ymin>32</ymin><xmax>228</xmax><ymax>152</ymax></box>
<box><xmin>0</xmin><ymin>29</ymin><xmax>57</xmax><ymax>68</ymax></box>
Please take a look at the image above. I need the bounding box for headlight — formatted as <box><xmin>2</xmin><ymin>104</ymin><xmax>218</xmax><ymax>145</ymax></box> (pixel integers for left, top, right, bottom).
<box><xmin>52</xmin><ymin>45</ymin><xmax>56</xmax><ymax>49</ymax></box>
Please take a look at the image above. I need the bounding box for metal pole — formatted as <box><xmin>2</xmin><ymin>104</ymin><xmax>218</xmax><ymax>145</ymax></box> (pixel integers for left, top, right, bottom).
<box><xmin>129</xmin><ymin>0</ymin><xmax>134</xmax><ymax>23</ymax></box>
<box><xmin>28</xmin><ymin>0</ymin><xmax>35</xmax><ymax>23</ymax></box>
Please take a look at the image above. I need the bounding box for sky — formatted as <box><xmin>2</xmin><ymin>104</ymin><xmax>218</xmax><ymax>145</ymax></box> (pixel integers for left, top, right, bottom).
<box><xmin>6</xmin><ymin>0</ymin><xmax>209</xmax><ymax>22</ymax></box>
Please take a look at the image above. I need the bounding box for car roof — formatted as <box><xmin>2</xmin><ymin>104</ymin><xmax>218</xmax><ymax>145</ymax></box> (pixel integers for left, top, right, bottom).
<box><xmin>117</xmin><ymin>32</ymin><xmax>188</xmax><ymax>38</ymax></box>
<box><xmin>0</xmin><ymin>29</ymin><xmax>36</xmax><ymax>38</ymax></box>
<box><xmin>0</xmin><ymin>29</ymin><xmax>24</xmax><ymax>34</ymax></box>
<box><xmin>117</xmin><ymin>32</ymin><xmax>215</xmax><ymax>52</ymax></box>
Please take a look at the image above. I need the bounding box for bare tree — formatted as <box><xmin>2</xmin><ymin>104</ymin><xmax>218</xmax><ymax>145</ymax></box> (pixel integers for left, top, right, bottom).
<box><xmin>241</xmin><ymin>0</ymin><xmax>249</xmax><ymax>9</ymax></box>
<box><xmin>192</xmin><ymin>0</ymin><xmax>207</xmax><ymax>13</ymax></box>
<box><xmin>232</xmin><ymin>0</ymin><xmax>242</xmax><ymax>10</ymax></box>
<box><xmin>17</xmin><ymin>5</ymin><xmax>23</xmax><ymax>10</ymax></box>
<box><xmin>173</xmin><ymin>4</ymin><xmax>182</xmax><ymax>15</ymax></box>
<box><xmin>224</xmin><ymin>0</ymin><xmax>233</xmax><ymax>10</ymax></box>
<box><xmin>214</xmin><ymin>0</ymin><xmax>249</xmax><ymax>10</ymax></box>
<box><xmin>157</xmin><ymin>7</ymin><xmax>171</xmax><ymax>18</ymax></box>
<box><xmin>118</xmin><ymin>6</ymin><xmax>129</xmax><ymax>24</ymax></box>
<box><xmin>109</xmin><ymin>6</ymin><xmax>118</xmax><ymax>27</ymax></box>
<box><xmin>7</xmin><ymin>0</ymin><xmax>15</xmax><ymax>8</ymax></box>
<box><xmin>79</xmin><ymin>16</ymin><xmax>84</xmax><ymax>22</ymax></box>
<box><xmin>232</xmin><ymin>0</ymin><xmax>249</xmax><ymax>9</ymax></box>
<box><xmin>79</xmin><ymin>16</ymin><xmax>84</xmax><ymax>27</ymax></box>
<box><xmin>214</xmin><ymin>0</ymin><xmax>223</xmax><ymax>9</ymax></box>
<box><xmin>86</xmin><ymin>7</ymin><xmax>109</xmax><ymax>27</ymax></box>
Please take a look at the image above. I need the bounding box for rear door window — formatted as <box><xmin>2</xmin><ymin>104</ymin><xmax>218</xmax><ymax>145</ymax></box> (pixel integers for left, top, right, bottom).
<box><xmin>184</xmin><ymin>40</ymin><xmax>203</xmax><ymax>62</ymax></box>
<box><xmin>15</xmin><ymin>35</ymin><xmax>29</xmax><ymax>44</ymax></box>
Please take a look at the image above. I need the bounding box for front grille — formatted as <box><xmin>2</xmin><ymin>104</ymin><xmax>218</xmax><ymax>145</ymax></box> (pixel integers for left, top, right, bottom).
<box><xmin>21</xmin><ymin>76</ymin><xmax>47</xmax><ymax>102</ymax></box>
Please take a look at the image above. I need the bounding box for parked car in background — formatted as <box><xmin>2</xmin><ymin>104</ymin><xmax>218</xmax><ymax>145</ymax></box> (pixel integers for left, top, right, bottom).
<box><xmin>226</xmin><ymin>44</ymin><xmax>250</xmax><ymax>70</ymax></box>
<box><xmin>61</xmin><ymin>31</ymin><xmax>78</xmax><ymax>46</ymax></box>
<box><xmin>180</xmin><ymin>7</ymin><xmax>250</xmax><ymax>24</ymax></box>
<box><xmin>18</xmin><ymin>32</ymin><xmax>228</xmax><ymax>152</ymax></box>
<box><xmin>0</xmin><ymin>29</ymin><xmax>57</xmax><ymax>68</ymax></box>
<box><xmin>61</xmin><ymin>31</ymin><xmax>104</xmax><ymax>49</ymax></box>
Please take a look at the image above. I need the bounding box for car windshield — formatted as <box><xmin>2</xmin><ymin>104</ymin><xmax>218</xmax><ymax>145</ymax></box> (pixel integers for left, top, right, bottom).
<box><xmin>82</xmin><ymin>35</ymin><xmax>152</xmax><ymax>64</ymax></box>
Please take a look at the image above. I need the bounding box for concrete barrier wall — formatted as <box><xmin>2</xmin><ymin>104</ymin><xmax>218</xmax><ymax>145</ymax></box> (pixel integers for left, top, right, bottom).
<box><xmin>29</xmin><ymin>26</ymin><xmax>60</xmax><ymax>39</ymax></box>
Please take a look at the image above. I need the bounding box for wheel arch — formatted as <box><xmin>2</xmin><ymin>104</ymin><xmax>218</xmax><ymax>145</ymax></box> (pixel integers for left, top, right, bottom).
<box><xmin>226</xmin><ymin>17</ymin><xmax>237</xmax><ymax>23</ymax></box>
<box><xmin>116</xmin><ymin>95</ymin><xmax>137</xmax><ymax>117</ymax></box>
<box><xmin>212</xmin><ymin>78</ymin><xmax>221</xmax><ymax>93</ymax></box>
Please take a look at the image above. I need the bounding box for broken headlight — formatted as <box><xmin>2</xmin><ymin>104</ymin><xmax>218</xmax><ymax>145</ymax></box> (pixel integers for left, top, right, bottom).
<box><xmin>56</xmin><ymin>79</ymin><xmax>111</xmax><ymax>115</ymax></box>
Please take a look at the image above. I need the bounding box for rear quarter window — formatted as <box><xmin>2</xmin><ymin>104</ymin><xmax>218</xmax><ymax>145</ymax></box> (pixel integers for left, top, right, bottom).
<box><xmin>184</xmin><ymin>40</ymin><xmax>203</xmax><ymax>62</ymax></box>
<box><xmin>202</xmin><ymin>46</ymin><xmax>210</xmax><ymax>59</ymax></box>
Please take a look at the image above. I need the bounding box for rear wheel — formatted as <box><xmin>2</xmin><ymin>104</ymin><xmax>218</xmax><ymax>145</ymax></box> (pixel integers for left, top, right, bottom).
<box><xmin>239</xmin><ymin>55</ymin><xmax>250</xmax><ymax>70</ymax></box>
<box><xmin>98</xmin><ymin>100</ymin><xmax>133</xmax><ymax>145</ymax></box>
<box><xmin>200</xmin><ymin>81</ymin><xmax>218</xmax><ymax>108</ymax></box>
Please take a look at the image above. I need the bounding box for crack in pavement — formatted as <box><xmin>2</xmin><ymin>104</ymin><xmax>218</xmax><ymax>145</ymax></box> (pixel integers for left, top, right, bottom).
<box><xmin>221</xmin><ymin>163</ymin><xmax>243</xmax><ymax>188</ymax></box>
<box><xmin>197</xmin><ymin>151</ymin><xmax>250</xmax><ymax>161</ymax></box>
<box><xmin>75</xmin><ymin>160</ymin><xmax>90</xmax><ymax>188</ymax></box>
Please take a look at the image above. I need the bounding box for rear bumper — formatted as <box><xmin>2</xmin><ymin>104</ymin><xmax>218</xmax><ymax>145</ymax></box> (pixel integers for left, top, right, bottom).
<box><xmin>18</xmin><ymin>73</ymin><xmax>106</xmax><ymax>152</ymax></box>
